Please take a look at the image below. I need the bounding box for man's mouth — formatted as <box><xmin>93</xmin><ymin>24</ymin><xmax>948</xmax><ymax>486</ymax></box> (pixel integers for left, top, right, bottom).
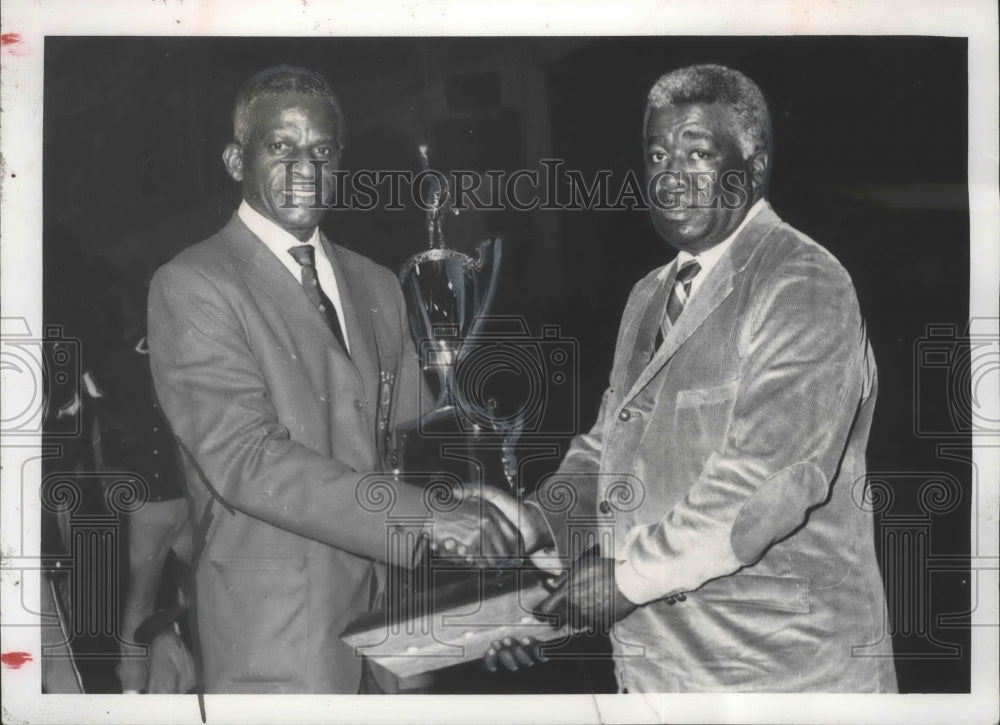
<box><xmin>277</xmin><ymin>189</ymin><xmax>325</xmax><ymax>207</ymax></box>
<box><xmin>658</xmin><ymin>206</ymin><xmax>693</xmax><ymax>221</ymax></box>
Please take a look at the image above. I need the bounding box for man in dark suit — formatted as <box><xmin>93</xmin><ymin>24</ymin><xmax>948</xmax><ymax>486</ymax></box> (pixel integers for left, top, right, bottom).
<box><xmin>148</xmin><ymin>66</ymin><xmax>519</xmax><ymax>694</ymax></box>
<box><xmin>487</xmin><ymin>64</ymin><xmax>897</xmax><ymax>692</ymax></box>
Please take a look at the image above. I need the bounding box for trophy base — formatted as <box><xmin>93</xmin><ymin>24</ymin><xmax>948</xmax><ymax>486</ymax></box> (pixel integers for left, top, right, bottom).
<box><xmin>393</xmin><ymin>404</ymin><xmax>514</xmax><ymax>492</ymax></box>
<box><xmin>342</xmin><ymin>567</ymin><xmax>571</xmax><ymax>682</ymax></box>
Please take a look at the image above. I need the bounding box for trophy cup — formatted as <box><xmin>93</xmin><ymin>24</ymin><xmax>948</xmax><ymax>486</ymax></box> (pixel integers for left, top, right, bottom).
<box><xmin>391</xmin><ymin>145</ymin><xmax>521</xmax><ymax>494</ymax></box>
<box><xmin>342</xmin><ymin>148</ymin><xmax>575</xmax><ymax>687</ymax></box>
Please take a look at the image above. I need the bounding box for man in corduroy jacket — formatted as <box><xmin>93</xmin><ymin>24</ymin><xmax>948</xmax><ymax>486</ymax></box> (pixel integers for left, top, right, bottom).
<box><xmin>488</xmin><ymin>64</ymin><xmax>897</xmax><ymax>694</ymax></box>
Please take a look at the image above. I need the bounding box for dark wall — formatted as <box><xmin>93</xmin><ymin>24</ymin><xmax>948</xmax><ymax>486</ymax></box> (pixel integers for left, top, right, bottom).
<box><xmin>44</xmin><ymin>36</ymin><xmax>971</xmax><ymax>693</ymax></box>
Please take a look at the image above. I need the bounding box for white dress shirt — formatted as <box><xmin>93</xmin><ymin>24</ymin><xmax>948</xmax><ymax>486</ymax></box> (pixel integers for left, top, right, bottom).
<box><xmin>238</xmin><ymin>201</ymin><xmax>350</xmax><ymax>352</ymax></box>
<box><xmin>669</xmin><ymin>198</ymin><xmax>766</xmax><ymax>304</ymax></box>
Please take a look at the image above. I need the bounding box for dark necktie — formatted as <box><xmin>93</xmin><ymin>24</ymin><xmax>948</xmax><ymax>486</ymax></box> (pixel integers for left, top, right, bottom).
<box><xmin>288</xmin><ymin>244</ymin><xmax>348</xmax><ymax>353</ymax></box>
<box><xmin>655</xmin><ymin>260</ymin><xmax>702</xmax><ymax>351</ymax></box>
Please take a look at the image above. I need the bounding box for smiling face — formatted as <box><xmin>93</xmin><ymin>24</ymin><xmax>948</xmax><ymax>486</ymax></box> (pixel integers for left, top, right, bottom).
<box><xmin>644</xmin><ymin>102</ymin><xmax>765</xmax><ymax>254</ymax></box>
<box><xmin>223</xmin><ymin>91</ymin><xmax>341</xmax><ymax>240</ymax></box>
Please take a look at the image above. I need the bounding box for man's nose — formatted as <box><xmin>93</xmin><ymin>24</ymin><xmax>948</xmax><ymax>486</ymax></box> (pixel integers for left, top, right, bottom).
<box><xmin>656</xmin><ymin>164</ymin><xmax>688</xmax><ymax>195</ymax></box>
<box><xmin>665</xmin><ymin>151</ymin><xmax>691</xmax><ymax>177</ymax></box>
<box><xmin>659</xmin><ymin>170</ymin><xmax>683</xmax><ymax>192</ymax></box>
<box><xmin>290</xmin><ymin>156</ymin><xmax>315</xmax><ymax>179</ymax></box>
<box><xmin>288</xmin><ymin>152</ymin><xmax>325</xmax><ymax>180</ymax></box>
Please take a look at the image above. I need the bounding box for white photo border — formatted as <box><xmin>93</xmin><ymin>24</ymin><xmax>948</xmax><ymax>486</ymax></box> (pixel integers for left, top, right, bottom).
<box><xmin>1</xmin><ymin>1</ymin><xmax>997</xmax><ymax>723</ymax></box>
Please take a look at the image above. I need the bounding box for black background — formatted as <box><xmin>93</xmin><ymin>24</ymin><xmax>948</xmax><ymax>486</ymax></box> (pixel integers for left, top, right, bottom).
<box><xmin>44</xmin><ymin>36</ymin><xmax>972</xmax><ymax>693</ymax></box>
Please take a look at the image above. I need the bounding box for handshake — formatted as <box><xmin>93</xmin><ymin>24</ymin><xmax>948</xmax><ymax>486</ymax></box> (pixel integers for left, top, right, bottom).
<box><xmin>417</xmin><ymin>485</ymin><xmax>549</xmax><ymax>565</ymax></box>
<box><xmin>416</xmin><ymin>484</ymin><xmax>639</xmax><ymax>674</ymax></box>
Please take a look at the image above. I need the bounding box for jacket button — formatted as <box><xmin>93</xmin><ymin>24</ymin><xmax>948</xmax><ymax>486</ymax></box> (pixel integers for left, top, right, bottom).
<box><xmin>676</xmin><ymin>592</ymin><xmax>687</xmax><ymax>602</ymax></box>
<box><xmin>354</xmin><ymin>399</ymin><xmax>363</xmax><ymax>410</ymax></box>
<box><xmin>598</xmin><ymin>500</ymin><xmax>611</xmax><ymax>514</ymax></box>
<box><xmin>618</xmin><ymin>409</ymin><xmax>631</xmax><ymax>422</ymax></box>
<box><xmin>666</xmin><ymin>596</ymin><xmax>676</xmax><ymax>605</ymax></box>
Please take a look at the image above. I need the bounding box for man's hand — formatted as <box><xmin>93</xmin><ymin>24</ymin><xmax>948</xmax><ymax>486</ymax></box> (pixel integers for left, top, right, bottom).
<box><xmin>481</xmin><ymin>548</ymin><xmax>640</xmax><ymax>674</ymax></box>
<box><xmin>483</xmin><ymin>635</ymin><xmax>549</xmax><ymax>673</ymax></box>
<box><xmin>472</xmin><ymin>486</ymin><xmax>553</xmax><ymax>555</ymax></box>
<box><xmin>424</xmin><ymin>496</ymin><xmax>521</xmax><ymax>565</ymax></box>
<box><xmin>534</xmin><ymin>548</ymin><xmax>638</xmax><ymax>632</ymax></box>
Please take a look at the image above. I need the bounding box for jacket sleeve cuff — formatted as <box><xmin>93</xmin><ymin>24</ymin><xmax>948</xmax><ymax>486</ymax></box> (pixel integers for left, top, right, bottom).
<box><xmin>613</xmin><ymin>521</ymin><xmax>743</xmax><ymax>606</ymax></box>
<box><xmin>614</xmin><ymin>555</ymin><xmax>668</xmax><ymax>606</ymax></box>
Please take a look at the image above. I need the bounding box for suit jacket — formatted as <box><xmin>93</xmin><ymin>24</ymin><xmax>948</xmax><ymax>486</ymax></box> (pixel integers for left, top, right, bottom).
<box><xmin>148</xmin><ymin>213</ymin><xmax>430</xmax><ymax>693</ymax></box>
<box><xmin>533</xmin><ymin>203</ymin><xmax>897</xmax><ymax>692</ymax></box>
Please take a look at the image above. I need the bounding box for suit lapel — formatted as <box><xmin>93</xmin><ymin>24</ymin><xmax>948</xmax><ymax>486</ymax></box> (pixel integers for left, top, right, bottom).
<box><xmin>323</xmin><ymin>236</ymin><xmax>379</xmax><ymax>399</ymax></box>
<box><xmin>620</xmin><ymin>203</ymin><xmax>782</xmax><ymax>407</ymax></box>
<box><xmin>225</xmin><ymin>216</ymin><xmax>337</xmax><ymax>341</ymax></box>
<box><xmin>616</xmin><ymin>272</ymin><xmax>666</xmax><ymax>378</ymax></box>
<box><xmin>618</xmin><ymin>267</ymin><xmax>672</xmax><ymax>393</ymax></box>
<box><xmin>225</xmin><ymin>215</ymin><xmax>360</xmax><ymax>373</ymax></box>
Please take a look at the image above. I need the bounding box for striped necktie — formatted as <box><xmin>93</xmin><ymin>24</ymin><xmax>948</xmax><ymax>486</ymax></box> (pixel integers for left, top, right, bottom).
<box><xmin>655</xmin><ymin>260</ymin><xmax>702</xmax><ymax>351</ymax></box>
<box><xmin>288</xmin><ymin>244</ymin><xmax>348</xmax><ymax>353</ymax></box>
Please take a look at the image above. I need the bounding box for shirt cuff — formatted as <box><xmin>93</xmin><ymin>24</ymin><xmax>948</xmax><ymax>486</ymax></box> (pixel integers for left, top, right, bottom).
<box><xmin>522</xmin><ymin>499</ymin><xmax>557</xmax><ymax>554</ymax></box>
<box><xmin>522</xmin><ymin>499</ymin><xmax>565</xmax><ymax>574</ymax></box>
<box><xmin>529</xmin><ymin>547</ymin><xmax>565</xmax><ymax>575</ymax></box>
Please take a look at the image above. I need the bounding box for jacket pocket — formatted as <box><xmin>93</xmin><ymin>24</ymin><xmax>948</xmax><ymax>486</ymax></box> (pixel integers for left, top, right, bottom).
<box><xmin>694</xmin><ymin>573</ymin><xmax>811</xmax><ymax>614</ymax></box>
<box><xmin>674</xmin><ymin>379</ymin><xmax>740</xmax><ymax>410</ymax></box>
<box><xmin>207</xmin><ymin>557</ymin><xmax>309</xmax><ymax>686</ymax></box>
<box><xmin>671</xmin><ymin>380</ymin><xmax>739</xmax><ymax>470</ymax></box>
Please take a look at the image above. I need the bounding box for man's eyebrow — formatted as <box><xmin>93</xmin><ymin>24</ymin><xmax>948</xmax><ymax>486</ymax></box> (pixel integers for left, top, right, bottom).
<box><xmin>646</xmin><ymin>128</ymin><xmax>717</xmax><ymax>145</ymax></box>
<box><xmin>680</xmin><ymin>128</ymin><xmax>716</xmax><ymax>142</ymax></box>
<box><xmin>262</xmin><ymin>129</ymin><xmax>335</xmax><ymax>143</ymax></box>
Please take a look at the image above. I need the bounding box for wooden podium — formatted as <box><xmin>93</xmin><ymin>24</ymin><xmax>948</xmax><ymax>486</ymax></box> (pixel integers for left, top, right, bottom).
<box><xmin>341</xmin><ymin>566</ymin><xmax>572</xmax><ymax>683</ymax></box>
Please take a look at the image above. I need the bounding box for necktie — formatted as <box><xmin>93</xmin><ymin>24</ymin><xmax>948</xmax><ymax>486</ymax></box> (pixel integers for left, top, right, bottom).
<box><xmin>288</xmin><ymin>244</ymin><xmax>348</xmax><ymax>353</ymax></box>
<box><xmin>655</xmin><ymin>260</ymin><xmax>702</xmax><ymax>350</ymax></box>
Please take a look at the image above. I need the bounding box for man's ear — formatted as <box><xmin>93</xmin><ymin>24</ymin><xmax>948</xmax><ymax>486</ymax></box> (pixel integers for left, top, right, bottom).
<box><xmin>222</xmin><ymin>143</ymin><xmax>244</xmax><ymax>182</ymax></box>
<box><xmin>748</xmin><ymin>150</ymin><xmax>769</xmax><ymax>191</ymax></box>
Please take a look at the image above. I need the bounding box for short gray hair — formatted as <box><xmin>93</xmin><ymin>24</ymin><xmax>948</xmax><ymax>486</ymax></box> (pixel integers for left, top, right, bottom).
<box><xmin>232</xmin><ymin>65</ymin><xmax>345</xmax><ymax>147</ymax></box>
<box><xmin>645</xmin><ymin>64</ymin><xmax>772</xmax><ymax>160</ymax></box>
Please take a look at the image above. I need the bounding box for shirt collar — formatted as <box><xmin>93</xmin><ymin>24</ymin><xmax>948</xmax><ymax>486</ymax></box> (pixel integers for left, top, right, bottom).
<box><xmin>675</xmin><ymin>198</ymin><xmax>767</xmax><ymax>276</ymax></box>
<box><xmin>238</xmin><ymin>200</ymin><xmax>320</xmax><ymax>257</ymax></box>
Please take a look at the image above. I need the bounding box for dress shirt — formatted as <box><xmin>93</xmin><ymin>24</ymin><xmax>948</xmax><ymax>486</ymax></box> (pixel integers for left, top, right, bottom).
<box><xmin>238</xmin><ymin>201</ymin><xmax>349</xmax><ymax>352</ymax></box>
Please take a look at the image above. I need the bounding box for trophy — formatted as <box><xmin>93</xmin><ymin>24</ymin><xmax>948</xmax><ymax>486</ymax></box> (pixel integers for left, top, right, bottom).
<box><xmin>343</xmin><ymin>148</ymin><xmax>577</xmax><ymax>687</ymax></box>
<box><xmin>342</xmin><ymin>146</ymin><xmax>587</xmax><ymax>687</ymax></box>
<box><xmin>392</xmin><ymin>145</ymin><xmax>522</xmax><ymax>494</ymax></box>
